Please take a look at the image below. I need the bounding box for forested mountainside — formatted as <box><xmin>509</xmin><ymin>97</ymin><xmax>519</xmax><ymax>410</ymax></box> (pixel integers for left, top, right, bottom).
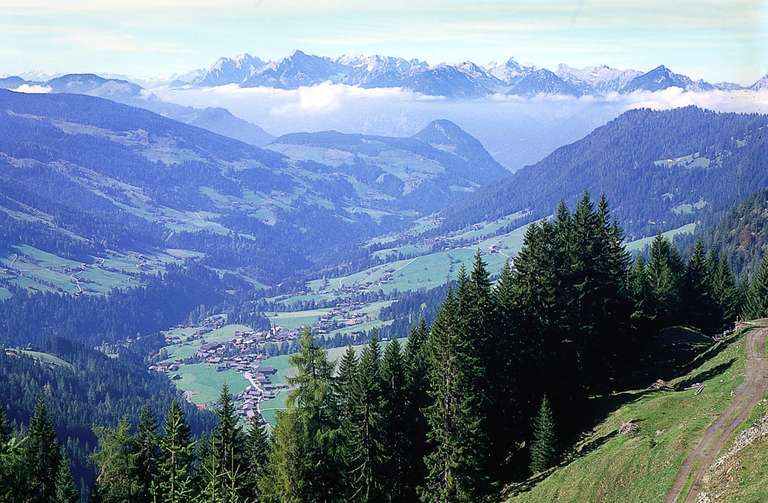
<box><xmin>705</xmin><ymin>189</ymin><xmax>768</xmax><ymax>278</ymax></box>
<box><xmin>0</xmin><ymin>90</ymin><xmax>503</xmax><ymax>292</ymax></box>
<box><xmin>0</xmin><ymin>337</ymin><xmax>215</xmax><ymax>495</ymax></box>
<box><xmin>441</xmin><ymin>107</ymin><xmax>768</xmax><ymax>240</ymax></box>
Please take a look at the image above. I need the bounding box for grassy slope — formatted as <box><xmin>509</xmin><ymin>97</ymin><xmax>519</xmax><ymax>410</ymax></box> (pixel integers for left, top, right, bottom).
<box><xmin>507</xmin><ymin>331</ymin><xmax>746</xmax><ymax>503</ymax></box>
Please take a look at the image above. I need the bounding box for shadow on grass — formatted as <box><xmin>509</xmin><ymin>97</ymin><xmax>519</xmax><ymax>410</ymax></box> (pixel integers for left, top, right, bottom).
<box><xmin>675</xmin><ymin>359</ymin><xmax>736</xmax><ymax>390</ymax></box>
<box><xmin>504</xmin><ymin>429</ymin><xmax>620</xmax><ymax>498</ymax></box>
<box><xmin>504</xmin><ymin>330</ymin><xmax>744</xmax><ymax>499</ymax></box>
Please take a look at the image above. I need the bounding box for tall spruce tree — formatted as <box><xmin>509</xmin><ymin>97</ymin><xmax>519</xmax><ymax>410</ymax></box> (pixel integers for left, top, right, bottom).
<box><xmin>211</xmin><ymin>384</ymin><xmax>245</xmax><ymax>501</ymax></box>
<box><xmin>402</xmin><ymin>319</ymin><xmax>430</xmax><ymax>494</ymax></box>
<box><xmin>647</xmin><ymin>235</ymin><xmax>683</xmax><ymax>327</ymax></box>
<box><xmin>262</xmin><ymin>327</ymin><xmax>344</xmax><ymax>503</ymax></box>
<box><xmin>158</xmin><ymin>401</ymin><xmax>195</xmax><ymax>503</ymax></box>
<box><xmin>683</xmin><ymin>241</ymin><xmax>717</xmax><ymax>332</ymax></box>
<box><xmin>243</xmin><ymin>415</ymin><xmax>270</xmax><ymax>501</ymax></box>
<box><xmin>529</xmin><ymin>395</ymin><xmax>557</xmax><ymax>473</ymax></box>
<box><xmin>23</xmin><ymin>396</ymin><xmax>62</xmax><ymax>503</ymax></box>
<box><xmin>744</xmin><ymin>253</ymin><xmax>768</xmax><ymax>319</ymax></box>
<box><xmin>712</xmin><ymin>256</ymin><xmax>739</xmax><ymax>329</ymax></box>
<box><xmin>0</xmin><ymin>409</ymin><xmax>25</xmax><ymax>502</ymax></box>
<box><xmin>54</xmin><ymin>454</ymin><xmax>80</xmax><ymax>503</ymax></box>
<box><xmin>422</xmin><ymin>289</ymin><xmax>487</xmax><ymax>503</ymax></box>
<box><xmin>629</xmin><ymin>256</ymin><xmax>656</xmax><ymax>336</ymax></box>
<box><xmin>92</xmin><ymin>418</ymin><xmax>138</xmax><ymax>502</ymax></box>
<box><xmin>132</xmin><ymin>405</ymin><xmax>160</xmax><ymax>502</ymax></box>
<box><xmin>380</xmin><ymin>338</ymin><xmax>411</xmax><ymax>502</ymax></box>
<box><xmin>348</xmin><ymin>335</ymin><xmax>385</xmax><ymax>502</ymax></box>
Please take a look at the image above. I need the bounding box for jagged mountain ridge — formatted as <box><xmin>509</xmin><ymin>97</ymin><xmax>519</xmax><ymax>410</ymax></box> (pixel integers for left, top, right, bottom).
<box><xmin>179</xmin><ymin>50</ymin><xmax>759</xmax><ymax>97</ymax></box>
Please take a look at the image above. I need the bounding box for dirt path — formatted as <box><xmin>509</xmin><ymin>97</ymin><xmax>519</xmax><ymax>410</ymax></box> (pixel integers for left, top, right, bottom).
<box><xmin>665</xmin><ymin>322</ymin><xmax>768</xmax><ymax>503</ymax></box>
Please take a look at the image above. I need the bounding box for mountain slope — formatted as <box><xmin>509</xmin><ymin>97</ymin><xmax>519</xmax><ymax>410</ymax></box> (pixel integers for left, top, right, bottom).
<box><xmin>622</xmin><ymin>65</ymin><xmax>712</xmax><ymax>93</ymax></box>
<box><xmin>506</xmin><ymin>328</ymin><xmax>747</xmax><ymax>503</ymax></box>
<box><xmin>705</xmin><ymin>189</ymin><xmax>768</xmax><ymax>277</ymax></box>
<box><xmin>441</xmin><ymin>107</ymin><xmax>768</xmax><ymax>239</ymax></box>
<box><xmin>266</xmin><ymin>121</ymin><xmax>508</xmax><ymax>212</ymax></box>
<box><xmin>0</xmin><ymin>73</ymin><xmax>275</xmax><ymax>147</ymax></box>
<box><xmin>0</xmin><ymin>90</ymin><xmax>502</xmax><ymax>293</ymax></box>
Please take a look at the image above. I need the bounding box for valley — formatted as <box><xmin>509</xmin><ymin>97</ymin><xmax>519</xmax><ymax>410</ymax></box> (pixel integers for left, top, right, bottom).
<box><xmin>0</xmin><ymin>82</ymin><xmax>766</xmax><ymax>503</ymax></box>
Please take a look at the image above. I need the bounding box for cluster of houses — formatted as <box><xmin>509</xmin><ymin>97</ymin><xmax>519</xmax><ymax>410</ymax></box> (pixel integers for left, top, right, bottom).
<box><xmin>314</xmin><ymin>303</ymin><xmax>370</xmax><ymax>335</ymax></box>
<box><xmin>237</xmin><ymin>366</ymin><xmax>289</xmax><ymax>419</ymax></box>
<box><xmin>150</xmin><ymin>322</ymin><xmax>303</xmax><ymax>421</ymax></box>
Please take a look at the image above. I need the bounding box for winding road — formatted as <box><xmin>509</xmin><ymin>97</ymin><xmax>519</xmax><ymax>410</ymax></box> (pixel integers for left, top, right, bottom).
<box><xmin>665</xmin><ymin>321</ymin><xmax>768</xmax><ymax>503</ymax></box>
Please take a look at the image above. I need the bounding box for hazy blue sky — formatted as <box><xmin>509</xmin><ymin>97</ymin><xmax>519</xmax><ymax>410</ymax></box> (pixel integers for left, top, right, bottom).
<box><xmin>0</xmin><ymin>0</ymin><xmax>765</xmax><ymax>84</ymax></box>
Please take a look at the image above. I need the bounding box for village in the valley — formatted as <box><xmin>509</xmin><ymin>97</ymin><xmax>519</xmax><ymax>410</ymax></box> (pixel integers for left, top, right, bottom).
<box><xmin>149</xmin><ymin>302</ymin><xmax>375</xmax><ymax>421</ymax></box>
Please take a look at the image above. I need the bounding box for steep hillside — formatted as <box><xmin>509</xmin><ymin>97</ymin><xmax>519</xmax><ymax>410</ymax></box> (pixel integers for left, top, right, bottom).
<box><xmin>506</xmin><ymin>328</ymin><xmax>748</xmax><ymax>503</ymax></box>
<box><xmin>0</xmin><ymin>90</ymin><xmax>502</xmax><ymax>293</ymax></box>
<box><xmin>705</xmin><ymin>189</ymin><xmax>768</xmax><ymax>277</ymax></box>
<box><xmin>442</xmin><ymin>107</ymin><xmax>768</xmax><ymax>239</ymax></box>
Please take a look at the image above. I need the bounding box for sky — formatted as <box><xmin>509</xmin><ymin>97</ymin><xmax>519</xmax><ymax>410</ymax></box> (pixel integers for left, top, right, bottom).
<box><xmin>0</xmin><ymin>0</ymin><xmax>766</xmax><ymax>85</ymax></box>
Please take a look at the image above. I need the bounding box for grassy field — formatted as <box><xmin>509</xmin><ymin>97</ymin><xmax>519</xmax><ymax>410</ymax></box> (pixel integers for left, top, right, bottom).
<box><xmin>507</xmin><ymin>330</ymin><xmax>746</xmax><ymax>503</ymax></box>
<box><xmin>171</xmin><ymin>363</ymin><xmax>249</xmax><ymax>407</ymax></box>
<box><xmin>626</xmin><ymin>223</ymin><xmax>697</xmax><ymax>253</ymax></box>
<box><xmin>161</xmin><ymin>322</ymin><xmax>252</xmax><ymax>361</ymax></box>
<box><xmin>268</xmin><ymin>308</ymin><xmax>333</xmax><ymax>330</ymax></box>
<box><xmin>19</xmin><ymin>350</ymin><xmax>73</xmax><ymax>369</ymax></box>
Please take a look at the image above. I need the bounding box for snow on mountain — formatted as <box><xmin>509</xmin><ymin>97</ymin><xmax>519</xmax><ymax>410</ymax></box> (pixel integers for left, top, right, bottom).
<box><xmin>486</xmin><ymin>58</ymin><xmax>532</xmax><ymax>84</ymax></box>
<box><xmin>192</xmin><ymin>53</ymin><xmax>265</xmax><ymax>87</ymax></box>
<box><xmin>508</xmin><ymin>68</ymin><xmax>582</xmax><ymax>97</ymax></box>
<box><xmin>750</xmin><ymin>74</ymin><xmax>768</xmax><ymax>91</ymax></box>
<box><xmin>181</xmin><ymin>52</ymin><xmax>749</xmax><ymax>98</ymax></box>
<box><xmin>621</xmin><ymin>65</ymin><xmax>706</xmax><ymax>93</ymax></box>
<box><xmin>556</xmin><ymin>64</ymin><xmax>641</xmax><ymax>94</ymax></box>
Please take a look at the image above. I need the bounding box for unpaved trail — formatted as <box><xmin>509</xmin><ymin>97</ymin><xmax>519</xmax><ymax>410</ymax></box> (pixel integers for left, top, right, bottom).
<box><xmin>665</xmin><ymin>322</ymin><xmax>768</xmax><ymax>503</ymax></box>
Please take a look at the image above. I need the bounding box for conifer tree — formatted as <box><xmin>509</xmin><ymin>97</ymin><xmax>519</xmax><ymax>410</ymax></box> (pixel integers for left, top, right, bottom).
<box><xmin>683</xmin><ymin>241</ymin><xmax>717</xmax><ymax>332</ymax></box>
<box><xmin>402</xmin><ymin>319</ymin><xmax>430</xmax><ymax>492</ymax></box>
<box><xmin>422</xmin><ymin>290</ymin><xmax>486</xmax><ymax>503</ymax></box>
<box><xmin>380</xmin><ymin>338</ymin><xmax>411</xmax><ymax>502</ymax></box>
<box><xmin>348</xmin><ymin>335</ymin><xmax>385</xmax><ymax>502</ymax></box>
<box><xmin>92</xmin><ymin>418</ymin><xmax>138</xmax><ymax>502</ymax></box>
<box><xmin>24</xmin><ymin>396</ymin><xmax>62</xmax><ymax>502</ymax></box>
<box><xmin>132</xmin><ymin>405</ymin><xmax>160</xmax><ymax>502</ymax></box>
<box><xmin>158</xmin><ymin>400</ymin><xmax>195</xmax><ymax>503</ymax></box>
<box><xmin>744</xmin><ymin>253</ymin><xmax>768</xmax><ymax>319</ymax></box>
<box><xmin>54</xmin><ymin>454</ymin><xmax>80</xmax><ymax>503</ymax></box>
<box><xmin>712</xmin><ymin>256</ymin><xmax>739</xmax><ymax>328</ymax></box>
<box><xmin>211</xmin><ymin>384</ymin><xmax>245</xmax><ymax>501</ymax></box>
<box><xmin>199</xmin><ymin>434</ymin><xmax>223</xmax><ymax>503</ymax></box>
<box><xmin>647</xmin><ymin>235</ymin><xmax>682</xmax><ymax>327</ymax></box>
<box><xmin>0</xmin><ymin>409</ymin><xmax>24</xmax><ymax>502</ymax></box>
<box><xmin>262</xmin><ymin>328</ymin><xmax>344</xmax><ymax>502</ymax></box>
<box><xmin>529</xmin><ymin>395</ymin><xmax>557</xmax><ymax>473</ymax></box>
<box><xmin>629</xmin><ymin>255</ymin><xmax>655</xmax><ymax>336</ymax></box>
<box><xmin>243</xmin><ymin>415</ymin><xmax>270</xmax><ymax>500</ymax></box>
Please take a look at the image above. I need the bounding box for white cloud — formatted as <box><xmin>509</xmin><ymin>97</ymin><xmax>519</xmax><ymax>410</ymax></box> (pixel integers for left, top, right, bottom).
<box><xmin>12</xmin><ymin>84</ymin><xmax>52</xmax><ymax>94</ymax></box>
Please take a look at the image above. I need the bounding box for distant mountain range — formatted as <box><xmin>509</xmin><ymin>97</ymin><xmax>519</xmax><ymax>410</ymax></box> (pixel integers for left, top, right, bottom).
<box><xmin>0</xmin><ymin>73</ymin><xmax>274</xmax><ymax>147</ymax></box>
<box><xmin>172</xmin><ymin>50</ymin><xmax>765</xmax><ymax>98</ymax></box>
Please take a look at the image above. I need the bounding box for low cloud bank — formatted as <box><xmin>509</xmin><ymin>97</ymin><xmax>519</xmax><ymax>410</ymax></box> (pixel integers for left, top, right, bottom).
<box><xmin>152</xmin><ymin>83</ymin><xmax>768</xmax><ymax>170</ymax></box>
<box><xmin>12</xmin><ymin>84</ymin><xmax>52</xmax><ymax>94</ymax></box>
